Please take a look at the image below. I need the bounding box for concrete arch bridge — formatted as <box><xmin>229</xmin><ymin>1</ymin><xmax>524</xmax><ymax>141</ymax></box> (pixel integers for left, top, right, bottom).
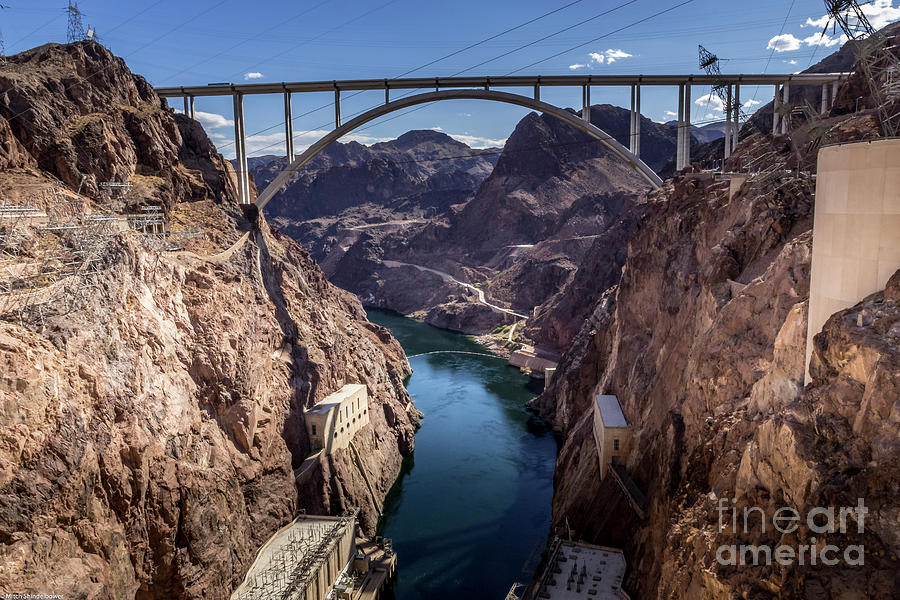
<box><xmin>155</xmin><ymin>73</ymin><xmax>849</xmax><ymax>206</ymax></box>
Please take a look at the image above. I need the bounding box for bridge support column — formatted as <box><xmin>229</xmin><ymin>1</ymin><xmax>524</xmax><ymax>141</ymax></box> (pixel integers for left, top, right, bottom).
<box><xmin>534</xmin><ymin>83</ymin><xmax>540</xmax><ymax>102</ymax></box>
<box><xmin>732</xmin><ymin>84</ymin><xmax>740</xmax><ymax>154</ymax></box>
<box><xmin>385</xmin><ymin>81</ymin><xmax>390</xmax><ymax>104</ymax></box>
<box><xmin>183</xmin><ymin>96</ymin><xmax>189</xmax><ymax>118</ymax></box>
<box><xmin>781</xmin><ymin>83</ymin><xmax>790</xmax><ymax>134</ymax></box>
<box><xmin>232</xmin><ymin>92</ymin><xmax>250</xmax><ymax>205</ymax></box>
<box><xmin>676</xmin><ymin>83</ymin><xmax>685</xmax><ymax>171</ymax></box>
<box><xmin>683</xmin><ymin>82</ymin><xmax>691</xmax><ymax>168</ymax></box>
<box><xmin>629</xmin><ymin>85</ymin><xmax>635</xmax><ymax>154</ymax></box>
<box><xmin>821</xmin><ymin>83</ymin><xmax>829</xmax><ymax>114</ymax></box>
<box><xmin>773</xmin><ymin>84</ymin><xmax>782</xmax><ymax>135</ymax></box>
<box><xmin>634</xmin><ymin>84</ymin><xmax>641</xmax><ymax>158</ymax></box>
<box><xmin>582</xmin><ymin>84</ymin><xmax>590</xmax><ymax>121</ymax></box>
<box><xmin>724</xmin><ymin>85</ymin><xmax>732</xmax><ymax>161</ymax></box>
<box><xmin>334</xmin><ymin>87</ymin><xmax>341</xmax><ymax>128</ymax></box>
<box><xmin>284</xmin><ymin>90</ymin><xmax>294</xmax><ymax>163</ymax></box>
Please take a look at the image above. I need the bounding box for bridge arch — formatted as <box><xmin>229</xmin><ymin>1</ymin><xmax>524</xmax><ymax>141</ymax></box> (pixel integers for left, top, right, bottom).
<box><xmin>255</xmin><ymin>88</ymin><xmax>663</xmax><ymax>209</ymax></box>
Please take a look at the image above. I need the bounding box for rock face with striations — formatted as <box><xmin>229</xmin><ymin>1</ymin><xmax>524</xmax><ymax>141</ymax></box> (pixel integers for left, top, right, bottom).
<box><xmin>0</xmin><ymin>41</ymin><xmax>418</xmax><ymax>600</ymax></box>
<box><xmin>535</xmin><ymin>150</ymin><xmax>900</xmax><ymax>596</ymax></box>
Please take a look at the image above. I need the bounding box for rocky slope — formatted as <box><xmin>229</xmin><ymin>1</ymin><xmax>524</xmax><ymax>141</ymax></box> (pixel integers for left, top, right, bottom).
<box><xmin>0</xmin><ymin>41</ymin><xmax>418</xmax><ymax>599</ymax></box>
<box><xmin>532</xmin><ymin>66</ymin><xmax>900</xmax><ymax>596</ymax></box>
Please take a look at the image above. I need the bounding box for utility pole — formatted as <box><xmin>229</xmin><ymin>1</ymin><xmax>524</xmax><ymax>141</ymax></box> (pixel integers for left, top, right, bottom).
<box><xmin>65</xmin><ymin>1</ymin><xmax>87</xmax><ymax>43</ymax></box>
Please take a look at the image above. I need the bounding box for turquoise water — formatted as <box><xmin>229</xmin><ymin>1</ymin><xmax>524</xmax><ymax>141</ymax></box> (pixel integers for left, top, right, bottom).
<box><xmin>367</xmin><ymin>309</ymin><xmax>557</xmax><ymax>600</ymax></box>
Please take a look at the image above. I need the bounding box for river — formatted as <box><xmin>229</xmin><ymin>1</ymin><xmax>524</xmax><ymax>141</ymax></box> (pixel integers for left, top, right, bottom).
<box><xmin>366</xmin><ymin>309</ymin><xmax>557</xmax><ymax>600</ymax></box>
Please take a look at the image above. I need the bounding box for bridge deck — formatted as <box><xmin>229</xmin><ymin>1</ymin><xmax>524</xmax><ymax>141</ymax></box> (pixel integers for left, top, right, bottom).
<box><xmin>156</xmin><ymin>73</ymin><xmax>850</xmax><ymax>97</ymax></box>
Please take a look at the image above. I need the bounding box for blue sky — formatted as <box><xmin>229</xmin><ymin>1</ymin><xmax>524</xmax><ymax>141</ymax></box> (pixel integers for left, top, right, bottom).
<box><xmin>3</xmin><ymin>0</ymin><xmax>900</xmax><ymax>158</ymax></box>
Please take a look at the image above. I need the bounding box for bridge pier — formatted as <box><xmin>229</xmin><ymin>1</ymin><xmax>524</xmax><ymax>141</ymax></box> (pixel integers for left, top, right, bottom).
<box><xmin>724</xmin><ymin>85</ymin><xmax>732</xmax><ymax>160</ymax></box>
<box><xmin>182</xmin><ymin>96</ymin><xmax>195</xmax><ymax>120</ymax></box>
<box><xmin>676</xmin><ymin>83</ymin><xmax>693</xmax><ymax>170</ymax></box>
<box><xmin>629</xmin><ymin>84</ymin><xmax>641</xmax><ymax>158</ymax></box>
<box><xmin>232</xmin><ymin>92</ymin><xmax>250</xmax><ymax>205</ymax></box>
<box><xmin>773</xmin><ymin>83</ymin><xmax>782</xmax><ymax>135</ymax></box>
<box><xmin>334</xmin><ymin>86</ymin><xmax>341</xmax><ymax>128</ymax></box>
<box><xmin>284</xmin><ymin>90</ymin><xmax>294</xmax><ymax>163</ymax></box>
<box><xmin>582</xmin><ymin>84</ymin><xmax>590</xmax><ymax>121</ymax></box>
<box><xmin>732</xmin><ymin>84</ymin><xmax>740</xmax><ymax>154</ymax></box>
<box><xmin>533</xmin><ymin>83</ymin><xmax>540</xmax><ymax>102</ymax></box>
<box><xmin>781</xmin><ymin>83</ymin><xmax>790</xmax><ymax>134</ymax></box>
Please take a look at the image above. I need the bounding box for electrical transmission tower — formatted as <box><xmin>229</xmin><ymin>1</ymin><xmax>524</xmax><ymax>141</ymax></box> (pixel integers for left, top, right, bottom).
<box><xmin>65</xmin><ymin>1</ymin><xmax>87</xmax><ymax>43</ymax></box>
<box><xmin>698</xmin><ymin>45</ymin><xmax>743</xmax><ymax>120</ymax></box>
<box><xmin>822</xmin><ymin>0</ymin><xmax>900</xmax><ymax>136</ymax></box>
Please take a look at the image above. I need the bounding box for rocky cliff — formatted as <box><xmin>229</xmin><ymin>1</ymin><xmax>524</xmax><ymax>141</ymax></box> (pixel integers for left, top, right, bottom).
<box><xmin>534</xmin><ymin>91</ymin><xmax>900</xmax><ymax>596</ymax></box>
<box><xmin>0</xmin><ymin>41</ymin><xmax>418</xmax><ymax>599</ymax></box>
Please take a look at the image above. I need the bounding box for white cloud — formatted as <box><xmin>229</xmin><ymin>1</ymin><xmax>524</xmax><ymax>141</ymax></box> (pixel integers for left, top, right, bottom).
<box><xmin>705</xmin><ymin>113</ymin><xmax>720</xmax><ymax>120</ymax></box>
<box><xmin>195</xmin><ymin>110</ymin><xmax>235</xmax><ymax>130</ymax></box>
<box><xmin>695</xmin><ymin>93</ymin><xmax>725</xmax><ymax>113</ymax></box>
<box><xmin>603</xmin><ymin>48</ymin><xmax>632</xmax><ymax>63</ymax></box>
<box><xmin>767</xmin><ymin>33</ymin><xmax>802</xmax><ymax>51</ymax></box>
<box><xmin>582</xmin><ymin>49</ymin><xmax>632</xmax><ymax>67</ymax></box>
<box><xmin>209</xmin><ymin>132</ymin><xmax>227</xmax><ymax>140</ymax></box>
<box><xmin>431</xmin><ymin>126</ymin><xmax>444</xmax><ymax>131</ymax></box>
<box><xmin>803</xmin><ymin>15</ymin><xmax>831</xmax><ymax>29</ymax></box>
<box><xmin>243</xmin><ymin>72</ymin><xmax>263</xmax><ymax>80</ymax></box>
<box><xmin>665</xmin><ymin>110</ymin><xmax>677</xmax><ymax>117</ymax></box>
<box><xmin>173</xmin><ymin>109</ymin><xmax>234</xmax><ymax>129</ymax></box>
<box><xmin>459</xmin><ymin>113</ymin><xmax>472</xmax><ymax>117</ymax></box>
<box><xmin>445</xmin><ymin>133</ymin><xmax>507</xmax><ymax>148</ymax></box>
<box><xmin>803</xmin><ymin>32</ymin><xmax>847</xmax><ymax>47</ymax></box>
<box><xmin>743</xmin><ymin>99</ymin><xmax>761</xmax><ymax>109</ymax></box>
<box><xmin>788</xmin><ymin>59</ymin><xmax>798</xmax><ymax>65</ymax></box>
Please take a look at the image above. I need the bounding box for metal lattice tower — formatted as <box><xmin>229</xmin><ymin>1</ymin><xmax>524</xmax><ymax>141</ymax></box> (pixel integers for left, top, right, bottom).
<box><xmin>698</xmin><ymin>45</ymin><xmax>743</xmax><ymax>119</ymax></box>
<box><xmin>821</xmin><ymin>1</ymin><xmax>900</xmax><ymax>136</ymax></box>
<box><xmin>823</xmin><ymin>0</ymin><xmax>874</xmax><ymax>39</ymax></box>
<box><xmin>65</xmin><ymin>1</ymin><xmax>87</xmax><ymax>43</ymax></box>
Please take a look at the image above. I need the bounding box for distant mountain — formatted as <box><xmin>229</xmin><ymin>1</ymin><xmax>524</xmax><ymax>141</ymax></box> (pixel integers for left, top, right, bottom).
<box><xmin>252</xmin><ymin>130</ymin><xmax>500</xmax><ymax>223</ymax></box>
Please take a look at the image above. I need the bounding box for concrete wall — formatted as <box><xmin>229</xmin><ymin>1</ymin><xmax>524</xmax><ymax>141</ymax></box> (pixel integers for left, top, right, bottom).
<box><xmin>592</xmin><ymin>403</ymin><xmax>633</xmax><ymax>479</ymax></box>
<box><xmin>305</xmin><ymin>384</ymin><xmax>370</xmax><ymax>454</ymax></box>
<box><xmin>806</xmin><ymin>139</ymin><xmax>900</xmax><ymax>381</ymax></box>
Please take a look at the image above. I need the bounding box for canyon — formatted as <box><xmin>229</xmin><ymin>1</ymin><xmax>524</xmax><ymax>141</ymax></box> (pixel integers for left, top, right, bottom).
<box><xmin>0</xmin><ymin>17</ymin><xmax>898</xmax><ymax>600</ymax></box>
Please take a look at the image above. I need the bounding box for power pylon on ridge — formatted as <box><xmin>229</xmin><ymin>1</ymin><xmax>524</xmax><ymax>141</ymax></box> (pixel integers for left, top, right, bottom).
<box><xmin>821</xmin><ymin>0</ymin><xmax>900</xmax><ymax>136</ymax></box>
<box><xmin>65</xmin><ymin>0</ymin><xmax>87</xmax><ymax>43</ymax></box>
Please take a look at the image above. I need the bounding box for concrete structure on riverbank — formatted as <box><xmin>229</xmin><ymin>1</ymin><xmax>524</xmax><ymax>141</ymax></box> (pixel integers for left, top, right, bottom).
<box><xmin>305</xmin><ymin>384</ymin><xmax>369</xmax><ymax>454</ymax></box>
<box><xmin>231</xmin><ymin>513</ymin><xmax>357</xmax><ymax>600</ymax></box>
<box><xmin>592</xmin><ymin>395</ymin><xmax>633</xmax><ymax>479</ymax></box>
<box><xmin>509</xmin><ymin>345</ymin><xmax>558</xmax><ymax>379</ymax></box>
<box><xmin>527</xmin><ymin>540</ymin><xmax>630</xmax><ymax>599</ymax></box>
<box><xmin>231</xmin><ymin>510</ymin><xmax>397</xmax><ymax>600</ymax></box>
<box><xmin>805</xmin><ymin>139</ymin><xmax>900</xmax><ymax>382</ymax></box>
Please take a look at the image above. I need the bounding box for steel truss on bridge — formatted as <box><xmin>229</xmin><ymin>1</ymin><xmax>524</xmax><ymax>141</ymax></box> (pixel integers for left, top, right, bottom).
<box><xmin>155</xmin><ymin>73</ymin><xmax>850</xmax><ymax>205</ymax></box>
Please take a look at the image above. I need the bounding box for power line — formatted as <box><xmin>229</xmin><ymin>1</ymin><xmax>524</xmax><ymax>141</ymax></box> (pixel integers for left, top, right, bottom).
<box><xmin>215</xmin><ymin>0</ymin><xmax>592</xmax><ymax>152</ymax></box>
<box><xmin>507</xmin><ymin>0</ymin><xmax>697</xmax><ymax>74</ymax></box>
<box><xmin>347</xmin><ymin>0</ymin><xmax>696</xmax><ymax>138</ymax></box>
<box><xmin>162</xmin><ymin>0</ymin><xmax>332</xmax><ymax>83</ymax></box>
<box><xmin>224</xmin><ymin>0</ymin><xmax>402</xmax><ymax>82</ymax></box>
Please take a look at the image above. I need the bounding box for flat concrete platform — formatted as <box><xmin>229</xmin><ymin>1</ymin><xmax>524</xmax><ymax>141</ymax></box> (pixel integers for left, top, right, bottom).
<box><xmin>535</xmin><ymin>542</ymin><xmax>629</xmax><ymax>599</ymax></box>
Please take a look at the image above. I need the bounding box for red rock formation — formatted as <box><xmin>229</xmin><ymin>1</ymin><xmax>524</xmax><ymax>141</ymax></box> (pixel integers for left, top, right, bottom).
<box><xmin>0</xmin><ymin>42</ymin><xmax>418</xmax><ymax>599</ymax></box>
<box><xmin>537</xmin><ymin>160</ymin><xmax>899</xmax><ymax>596</ymax></box>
